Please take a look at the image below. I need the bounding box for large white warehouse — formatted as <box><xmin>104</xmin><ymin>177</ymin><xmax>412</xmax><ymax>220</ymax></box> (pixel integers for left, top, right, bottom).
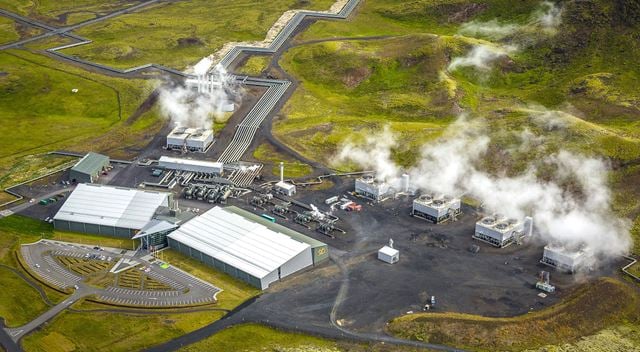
<box><xmin>411</xmin><ymin>194</ymin><xmax>461</xmax><ymax>224</ymax></box>
<box><xmin>158</xmin><ymin>156</ymin><xmax>223</xmax><ymax>174</ymax></box>
<box><xmin>167</xmin><ymin>206</ymin><xmax>328</xmax><ymax>289</ymax></box>
<box><xmin>53</xmin><ymin>184</ymin><xmax>172</xmax><ymax>237</ymax></box>
<box><xmin>473</xmin><ymin>215</ymin><xmax>533</xmax><ymax>248</ymax></box>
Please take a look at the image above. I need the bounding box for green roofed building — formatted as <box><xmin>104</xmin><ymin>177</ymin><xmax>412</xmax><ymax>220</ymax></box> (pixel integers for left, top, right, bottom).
<box><xmin>69</xmin><ymin>152</ymin><xmax>110</xmax><ymax>183</ymax></box>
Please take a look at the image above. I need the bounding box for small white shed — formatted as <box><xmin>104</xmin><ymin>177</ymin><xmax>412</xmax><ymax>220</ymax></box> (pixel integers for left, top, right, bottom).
<box><xmin>378</xmin><ymin>245</ymin><xmax>399</xmax><ymax>264</ymax></box>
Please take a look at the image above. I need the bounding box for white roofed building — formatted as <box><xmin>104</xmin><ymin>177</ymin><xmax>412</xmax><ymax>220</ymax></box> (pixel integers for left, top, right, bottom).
<box><xmin>355</xmin><ymin>175</ymin><xmax>391</xmax><ymax>202</ymax></box>
<box><xmin>473</xmin><ymin>215</ymin><xmax>533</xmax><ymax>248</ymax></box>
<box><xmin>411</xmin><ymin>194</ymin><xmax>461</xmax><ymax>224</ymax></box>
<box><xmin>540</xmin><ymin>245</ymin><xmax>588</xmax><ymax>273</ymax></box>
<box><xmin>53</xmin><ymin>184</ymin><xmax>172</xmax><ymax>237</ymax></box>
<box><xmin>166</xmin><ymin>126</ymin><xmax>214</xmax><ymax>153</ymax></box>
<box><xmin>167</xmin><ymin>206</ymin><xmax>327</xmax><ymax>289</ymax></box>
<box><xmin>158</xmin><ymin>156</ymin><xmax>223</xmax><ymax>174</ymax></box>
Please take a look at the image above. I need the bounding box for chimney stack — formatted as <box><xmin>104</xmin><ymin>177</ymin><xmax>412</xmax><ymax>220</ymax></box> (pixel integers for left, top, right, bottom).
<box><xmin>280</xmin><ymin>162</ymin><xmax>284</xmax><ymax>182</ymax></box>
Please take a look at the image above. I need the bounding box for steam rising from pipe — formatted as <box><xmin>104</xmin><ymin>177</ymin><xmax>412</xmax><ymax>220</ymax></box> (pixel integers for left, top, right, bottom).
<box><xmin>337</xmin><ymin>115</ymin><xmax>632</xmax><ymax>263</ymax></box>
<box><xmin>158</xmin><ymin>64</ymin><xmax>238</xmax><ymax>128</ymax></box>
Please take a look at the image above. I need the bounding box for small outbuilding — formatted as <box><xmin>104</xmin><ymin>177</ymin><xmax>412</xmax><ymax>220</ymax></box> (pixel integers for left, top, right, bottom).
<box><xmin>378</xmin><ymin>241</ymin><xmax>399</xmax><ymax>264</ymax></box>
<box><xmin>274</xmin><ymin>181</ymin><xmax>296</xmax><ymax>196</ymax></box>
<box><xmin>69</xmin><ymin>152</ymin><xmax>110</xmax><ymax>183</ymax></box>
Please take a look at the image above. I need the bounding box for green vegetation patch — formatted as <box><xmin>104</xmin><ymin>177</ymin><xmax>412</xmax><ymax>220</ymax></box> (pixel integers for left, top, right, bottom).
<box><xmin>236</xmin><ymin>55</ymin><xmax>271</xmax><ymax>76</ymax></box>
<box><xmin>387</xmin><ymin>278</ymin><xmax>640</xmax><ymax>351</ymax></box>
<box><xmin>0</xmin><ymin>17</ymin><xmax>19</xmax><ymax>44</ymax></box>
<box><xmin>0</xmin><ymin>0</ymin><xmax>143</xmax><ymax>26</ymax></box>
<box><xmin>62</xmin><ymin>0</ymin><xmax>336</xmax><ymax>70</ymax></box>
<box><xmin>179</xmin><ymin>323</ymin><xmax>338</xmax><ymax>352</ymax></box>
<box><xmin>253</xmin><ymin>143</ymin><xmax>313</xmax><ymax>178</ymax></box>
<box><xmin>21</xmin><ymin>303</ymin><xmax>226</xmax><ymax>352</ymax></box>
<box><xmin>0</xmin><ymin>266</ymin><xmax>49</xmax><ymax>327</ymax></box>
<box><xmin>161</xmin><ymin>250</ymin><xmax>259</xmax><ymax>310</ymax></box>
<box><xmin>276</xmin><ymin>35</ymin><xmax>455</xmax><ymax>167</ymax></box>
<box><xmin>0</xmin><ymin>50</ymin><xmax>162</xmax><ymax>192</ymax></box>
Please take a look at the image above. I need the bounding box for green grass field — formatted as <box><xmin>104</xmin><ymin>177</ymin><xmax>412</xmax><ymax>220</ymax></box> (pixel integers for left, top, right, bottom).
<box><xmin>0</xmin><ymin>0</ymin><xmax>142</xmax><ymax>26</ymax></box>
<box><xmin>62</xmin><ymin>0</ymin><xmax>336</xmax><ymax>70</ymax></box>
<box><xmin>0</xmin><ymin>17</ymin><xmax>19</xmax><ymax>44</ymax></box>
<box><xmin>253</xmin><ymin>142</ymin><xmax>313</xmax><ymax>178</ymax></box>
<box><xmin>0</xmin><ymin>216</ymin><xmax>65</xmax><ymax>327</ymax></box>
<box><xmin>387</xmin><ymin>278</ymin><xmax>640</xmax><ymax>351</ymax></box>
<box><xmin>21</xmin><ymin>301</ymin><xmax>226</xmax><ymax>352</ymax></box>
<box><xmin>160</xmin><ymin>250</ymin><xmax>259</xmax><ymax>311</ymax></box>
<box><xmin>179</xmin><ymin>323</ymin><xmax>338</xmax><ymax>352</ymax></box>
<box><xmin>235</xmin><ymin>55</ymin><xmax>271</xmax><ymax>76</ymax></box>
<box><xmin>0</xmin><ymin>49</ymin><xmax>162</xmax><ymax>193</ymax></box>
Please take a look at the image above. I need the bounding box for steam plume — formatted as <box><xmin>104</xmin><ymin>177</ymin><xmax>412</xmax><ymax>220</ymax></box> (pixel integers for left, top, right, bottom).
<box><xmin>158</xmin><ymin>64</ymin><xmax>237</xmax><ymax>128</ymax></box>
<box><xmin>450</xmin><ymin>1</ymin><xmax>564</xmax><ymax>72</ymax></box>
<box><xmin>337</xmin><ymin>116</ymin><xmax>632</xmax><ymax>263</ymax></box>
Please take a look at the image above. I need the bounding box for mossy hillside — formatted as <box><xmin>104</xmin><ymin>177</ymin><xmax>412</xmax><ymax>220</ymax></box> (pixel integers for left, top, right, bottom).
<box><xmin>62</xmin><ymin>0</ymin><xmax>336</xmax><ymax>70</ymax></box>
<box><xmin>276</xmin><ymin>35</ymin><xmax>458</xmax><ymax>167</ymax></box>
<box><xmin>0</xmin><ymin>0</ymin><xmax>143</xmax><ymax>26</ymax></box>
<box><xmin>0</xmin><ymin>50</ymin><xmax>163</xmax><ymax>191</ymax></box>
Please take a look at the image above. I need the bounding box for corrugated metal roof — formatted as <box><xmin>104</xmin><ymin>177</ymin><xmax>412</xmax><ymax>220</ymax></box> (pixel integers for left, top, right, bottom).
<box><xmin>53</xmin><ymin>184</ymin><xmax>170</xmax><ymax>230</ymax></box>
<box><xmin>223</xmin><ymin>206</ymin><xmax>326</xmax><ymax>249</ymax></box>
<box><xmin>71</xmin><ymin>152</ymin><xmax>109</xmax><ymax>175</ymax></box>
<box><xmin>168</xmin><ymin>206</ymin><xmax>310</xmax><ymax>279</ymax></box>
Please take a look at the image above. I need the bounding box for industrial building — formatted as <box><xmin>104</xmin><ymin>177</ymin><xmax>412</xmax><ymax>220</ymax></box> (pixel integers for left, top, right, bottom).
<box><xmin>166</xmin><ymin>126</ymin><xmax>214</xmax><ymax>152</ymax></box>
<box><xmin>473</xmin><ymin>215</ymin><xmax>533</xmax><ymax>248</ymax></box>
<box><xmin>158</xmin><ymin>156</ymin><xmax>224</xmax><ymax>175</ymax></box>
<box><xmin>378</xmin><ymin>239</ymin><xmax>399</xmax><ymax>264</ymax></box>
<box><xmin>53</xmin><ymin>184</ymin><xmax>172</xmax><ymax>237</ymax></box>
<box><xmin>355</xmin><ymin>175</ymin><xmax>391</xmax><ymax>202</ymax></box>
<box><xmin>167</xmin><ymin>206</ymin><xmax>328</xmax><ymax>289</ymax></box>
<box><xmin>540</xmin><ymin>245</ymin><xmax>587</xmax><ymax>273</ymax></box>
<box><xmin>68</xmin><ymin>152</ymin><xmax>110</xmax><ymax>183</ymax></box>
<box><xmin>274</xmin><ymin>163</ymin><xmax>296</xmax><ymax>196</ymax></box>
<box><xmin>411</xmin><ymin>194</ymin><xmax>461</xmax><ymax>224</ymax></box>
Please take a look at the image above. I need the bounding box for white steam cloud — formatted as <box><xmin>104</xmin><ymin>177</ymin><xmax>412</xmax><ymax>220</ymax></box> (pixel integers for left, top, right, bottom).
<box><xmin>448</xmin><ymin>44</ymin><xmax>517</xmax><ymax>71</ymax></box>
<box><xmin>337</xmin><ymin>116</ymin><xmax>632</xmax><ymax>263</ymax></box>
<box><xmin>158</xmin><ymin>64</ymin><xmax>237</xmax><ymax>128</ymax></box>
<box><xmin>450</xmin><ymin>1</ymin><xmax>564</xmax><ymax>72</ymax></box>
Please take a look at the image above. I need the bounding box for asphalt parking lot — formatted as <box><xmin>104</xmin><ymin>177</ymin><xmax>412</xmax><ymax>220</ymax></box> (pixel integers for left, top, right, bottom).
<box><xmin>21</xmin><ymin>240</ymin><xmax>221</xmax><ymax>308</ymax></box>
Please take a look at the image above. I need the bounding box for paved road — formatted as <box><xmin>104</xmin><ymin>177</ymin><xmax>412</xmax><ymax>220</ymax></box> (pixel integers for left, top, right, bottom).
<box><xmin>5</xmin><ymin>289</ymin><xmax>87</xmax><ymax>342</ymax></box>
<box><xmin>0</xmin><ymin>187</ymin><xmax>73</xmax><ymax>219</ymax></box>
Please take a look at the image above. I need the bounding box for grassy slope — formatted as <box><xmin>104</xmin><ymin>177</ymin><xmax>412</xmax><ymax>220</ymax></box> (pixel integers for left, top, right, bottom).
<box><xmin>62</xmin><ymin>0</ymin><xmax>336</xmax><ymax>70</ymax></box>
<box><xmin>236</xmin><ymin>55</ymin><xmax>271</xmax><ymax>76</ymax></box>
<box><xmin>0</xmin><ymin>0</ymin><xmax>143</xmax><ymax>26</ymax></box>
<box><xmin>0</xmin><ymin>216</ymin><xmax>64</xmax><ymax>327</ymax></box>
<box><xmin>0</xmin><ymin>17</ymin><xmax>19</xmax><ymax>44</ymax></box>
<box><xmin>277</xmin><ymin>0</ymin><xmax>640</xmax><ymax>251</ymax></box>
<box><xmin>388</xmin><ymin>278</ymin><xmax>640</xmax><ymax>351</ymax></box>
<box><xmin>21</xmin><ymin>303</ymin><xmax>227</xmax><ymax>352</ymax></box>
<box><xmin>253</xmin><ymin>142</ymin><xmax>313</xmax><ymax>178</ymax></box>
<box><xmin>178</xmin><ymin>323</ymin><xmax>338</xmax><ymax>352</ymax></box>
<box><xmin>0</xmin><ymin>50</ymin><xmax>162</xmax><ymax>192</ymax></box>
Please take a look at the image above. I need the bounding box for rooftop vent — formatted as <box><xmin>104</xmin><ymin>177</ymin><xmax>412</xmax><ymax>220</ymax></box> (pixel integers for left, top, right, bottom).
<box><xmin>482</xmin><ymin>217</ymin><xmax>497</xmax><ymax>225</ymax></box>
<box><xmin>496</xmin><ymin>222</ymin><xmax>509</xmax><ymax>230</ymax></box>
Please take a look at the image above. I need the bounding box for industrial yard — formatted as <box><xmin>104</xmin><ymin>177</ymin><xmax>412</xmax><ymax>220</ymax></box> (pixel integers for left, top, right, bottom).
<box><xmin>1</xmin><ymin>0</ymin><xmax>640</xmax><ymax>352</ymax></box>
